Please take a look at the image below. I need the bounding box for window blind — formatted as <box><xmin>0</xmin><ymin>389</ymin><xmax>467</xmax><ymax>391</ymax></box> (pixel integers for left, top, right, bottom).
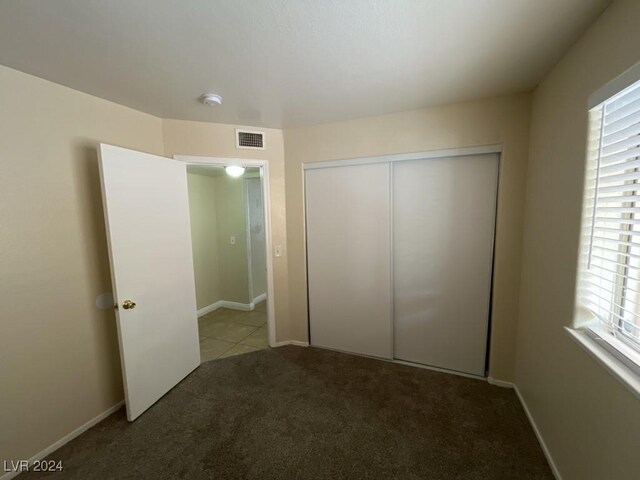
<box><xmin>579</xmin><ymin>78</ymin><xmax>640</xmax><ymax>353</ymax></box>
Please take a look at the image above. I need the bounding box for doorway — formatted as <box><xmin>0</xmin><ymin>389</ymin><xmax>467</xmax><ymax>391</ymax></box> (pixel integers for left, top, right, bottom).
<box><xmin>185</xmin><ymin>164</ymin><xmax>270</xmax><ymax>361</ymax></box>
<box><xmin>99</xmin><ymin>145</ymin><xmax>276</xmax><ymax>420</ymax></box>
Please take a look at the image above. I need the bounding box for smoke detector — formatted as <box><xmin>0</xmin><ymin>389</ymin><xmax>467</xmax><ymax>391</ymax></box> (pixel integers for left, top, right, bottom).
<box><xmin>201</xmin><ymin>93</ymin><xmax>223</xmax><ymax>106</ymax></box>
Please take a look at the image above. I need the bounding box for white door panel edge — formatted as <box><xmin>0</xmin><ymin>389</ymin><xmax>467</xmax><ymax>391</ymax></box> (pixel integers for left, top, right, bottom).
<box><xmin>305</xmin><ymin>163</ymin><xmax>392</xmax><ymax>359</ymax></box>
<box><xmin>99</xmin><ymin>144</ymin><xmax>200</xmax><ymax>421</ymax></box>
<box><xmin>393</xmin><ymin>154</ymin><xmax>499</xmax><ymax>376</ymax></box>
<box><xmin>245</xmin><ymin>178</ymin><xmax>267</xmax><ymax>301</ymax></box>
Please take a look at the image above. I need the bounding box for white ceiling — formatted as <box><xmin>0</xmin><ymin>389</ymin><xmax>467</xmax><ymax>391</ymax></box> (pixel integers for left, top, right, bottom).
<box><xmin>0</xmin><ymin>0</ymin><xmax>610</xmax><ymax>128</ymax></box>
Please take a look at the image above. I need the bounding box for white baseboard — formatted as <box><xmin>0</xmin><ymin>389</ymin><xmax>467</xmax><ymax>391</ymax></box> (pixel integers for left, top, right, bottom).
<box><xmin>197</xmin><ymin>298</ymin><xmax>263</xmax><ymax>317</ymax></box>
<box><xmin>252</xmin><ymin>292</ymin><xmax>266</xmax><ymax>305</ymax></box>
<box><xmin>218</xmin><ymin>300</ymin><xmax>254</xmax><ymax>312</ymax></box>
<box><xmin>197</xmin><ymin>300</ymin><xmax>224</xmax><ymax>317</ymax></box>
<box><xmin>513</xmin><ymin>385</ymin><xmax>562</xmax><ymax>480</ymax></box>
<box><xmin>487</xmin><ymin>377</ymin><xmax>515</xmax><ymax>389</ymax></box>
<box><xmin>273</xmin><ymin>340</ymin><xmax>309</xmax><ymax>347</ymax></box>
<box><xmin>0</xmin><ymin>401</ymin><xmax>124</xmax><ymax>480</ymax></box>
<box><xmin>486</xmin><ymin>377</ymin><xmax>560</xmax><ymax>479</ymax></box>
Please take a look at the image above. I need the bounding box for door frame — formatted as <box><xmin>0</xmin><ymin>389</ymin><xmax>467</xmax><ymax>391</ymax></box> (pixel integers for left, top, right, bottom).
<box><xmin>243</xmin><ymin>176</ymin><xmax>267</xmax><ymax>305</ymax></box>
<box><xmin>175</xmin><ymin>155</ymin><xmax>276</xmax><ymax>348</ymax></box>
<box><xmin>243</xmin><ymin>178</ymin><xmax>255</xmax><ymax>305</ymax></box>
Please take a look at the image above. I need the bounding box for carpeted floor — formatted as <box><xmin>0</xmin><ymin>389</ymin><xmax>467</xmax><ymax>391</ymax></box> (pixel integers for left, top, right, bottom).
<box><xmin>20</xmin><ymin>346</ymin><xmax>553</xmax><ymax>479</ymax></box>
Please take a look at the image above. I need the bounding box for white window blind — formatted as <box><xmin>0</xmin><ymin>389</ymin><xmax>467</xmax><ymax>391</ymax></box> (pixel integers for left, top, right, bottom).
<box><xmin>578</xmin><ymin>77</ymin><xmax>640</xmax><ymax>358</ymax></box>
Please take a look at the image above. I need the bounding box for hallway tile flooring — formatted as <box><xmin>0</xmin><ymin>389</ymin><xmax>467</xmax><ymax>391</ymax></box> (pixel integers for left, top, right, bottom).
<box><xmin>198</xmin><ymin>301</ymin><xmax>268</xmax><ymax>362</ymax></box>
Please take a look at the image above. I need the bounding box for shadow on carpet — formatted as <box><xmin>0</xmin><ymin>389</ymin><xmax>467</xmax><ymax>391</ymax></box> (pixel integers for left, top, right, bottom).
<box><xmin>19</xmin><ymin>346</ymin><xmax>553</xmax><ymax>479</ymax></box>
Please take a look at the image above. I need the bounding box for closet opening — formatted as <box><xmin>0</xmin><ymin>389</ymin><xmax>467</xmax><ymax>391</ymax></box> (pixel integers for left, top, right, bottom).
<box><xmin>304</xmin><ymin>145</ymin><xmax>501</xmax><ymax>378</ymax></box>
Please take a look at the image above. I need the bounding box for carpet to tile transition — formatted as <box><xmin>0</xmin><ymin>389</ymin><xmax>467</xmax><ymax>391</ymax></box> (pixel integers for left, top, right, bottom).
<box><xmin>18</xmin><ymin>346</ymin><xmax>553</xmax><ymax>479</ymax></box>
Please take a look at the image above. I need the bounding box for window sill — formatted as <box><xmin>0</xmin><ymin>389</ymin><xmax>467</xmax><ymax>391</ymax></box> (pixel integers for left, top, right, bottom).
<box><xmin>565</xmin><ymin>326</ymin><xmax>640</xmax><ymax>400</ymax></box>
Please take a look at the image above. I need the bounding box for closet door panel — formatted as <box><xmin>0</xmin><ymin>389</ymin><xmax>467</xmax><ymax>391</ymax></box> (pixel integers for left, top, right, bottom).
<box><xmin>393</xmin><ymin>154</ymin><xmax>498</xmax><ymax>376</ymax></box>
<box><xmin>305</xmin><ymin>163</ymin><xmax>392</xmax><ymax>359</ymax></box>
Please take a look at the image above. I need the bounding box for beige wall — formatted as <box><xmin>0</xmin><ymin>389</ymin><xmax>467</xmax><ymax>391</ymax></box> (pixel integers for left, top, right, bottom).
<box><xmin>0</xmin><ymin>65</ymin><xmax>165</xmax><ymax>462</ymax></box>
<box><xmin>214</xmin><ymin>174</ymin><xmax>250</xmax><ymax>304</ymax></box>
<box><xmin>162</xmin><ymin>119</ymin><xmax>290</xmax><ymax>337</ymax></box>
<box><xmin>283</xmin><ymin>94</ymin><xmax>531</xmax><ymax>381</ymax></box>
<box><xmin>186</xmin><ymin>173</ymin><xmax>222</xmax><ymax>309</ymax></box>
<box><xmin>515</xmin><ymin>0</ymin><xmax>640</xmax><ymax>478</ymax></box>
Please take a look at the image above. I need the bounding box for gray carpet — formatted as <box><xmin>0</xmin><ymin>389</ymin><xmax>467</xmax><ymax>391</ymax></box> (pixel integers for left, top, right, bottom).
<box><xmin>20</xmin><ymin>346</ymin><xmax>553</xmax><ymax>479</ymax></box>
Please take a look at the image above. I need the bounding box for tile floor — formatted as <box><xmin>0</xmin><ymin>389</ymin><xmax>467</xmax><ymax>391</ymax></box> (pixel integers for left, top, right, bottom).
<box><xmin>198</xmin><ymin>300</ymin><xmax>268</xmax><ymax>362</ymax></box>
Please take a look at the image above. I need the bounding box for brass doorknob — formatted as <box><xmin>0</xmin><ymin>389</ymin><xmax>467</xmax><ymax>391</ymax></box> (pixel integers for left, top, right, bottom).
<box><xmin>122</xmin><ymin>300</ymin><xmax>136</xmax><ymax>310</ymax></box>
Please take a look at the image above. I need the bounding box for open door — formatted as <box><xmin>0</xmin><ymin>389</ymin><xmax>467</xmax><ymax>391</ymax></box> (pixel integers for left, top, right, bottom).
<box><xmin>98</xmin><ymin>144</ymin><xmax>200</xmax><ymax>421</ymax></box>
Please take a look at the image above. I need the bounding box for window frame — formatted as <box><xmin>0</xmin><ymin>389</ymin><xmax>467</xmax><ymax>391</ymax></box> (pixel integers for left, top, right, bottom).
<box><xmin>570</xmin><ymin>62</ymin><xmax>640</xmax><ymax>398</ymax></box>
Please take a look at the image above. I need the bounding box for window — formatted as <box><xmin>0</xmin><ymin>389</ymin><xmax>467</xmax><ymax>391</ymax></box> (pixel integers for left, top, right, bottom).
<box><xmin>575</xmin><ymin>70</ymin><xmax>640</xmax><ymax>379</ymax></box>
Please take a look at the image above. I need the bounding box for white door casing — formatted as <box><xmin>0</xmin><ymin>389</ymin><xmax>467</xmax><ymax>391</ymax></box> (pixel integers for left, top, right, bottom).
<box><xmin>173</xmin><ymin>155</ymin><xmax>276</xmax><ymax>348</ymax></box>
<box><xmin>99</xmin><ymin>144</ymin><xmax>200</xmax><ymax>421</ymax></box>
<box><xmin>245</xmin><ymin>177</ymin><xmax>267</xmax><ymax>301</ymax></box>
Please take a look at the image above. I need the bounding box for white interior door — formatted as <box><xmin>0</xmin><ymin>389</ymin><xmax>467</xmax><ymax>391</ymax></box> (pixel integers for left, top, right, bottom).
<box><xmin>305</xmin><ymin>163</ymin><xmax>392</xmax><ymax>359</ymax></box>
<box><xmin>99</xmin><ymin>144</ymin><xmax>200</xmax><ymax>421</ymax></box>
<box><xmin>392</xmin><ymin>154</ymin><xmax>499</xmax><ymax>376</ymax></box>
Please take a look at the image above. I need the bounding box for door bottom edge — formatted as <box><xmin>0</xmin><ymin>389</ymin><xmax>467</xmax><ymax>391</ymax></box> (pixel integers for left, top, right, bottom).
<box><xmin>310</xmin><ymin>344</ymin><xmax>485</xmax><ymax>380</ymax></box>
<box><xmin>392</xmin><ymin>357</ymin><xmax>486</xmax><ymax>380</ymax></box>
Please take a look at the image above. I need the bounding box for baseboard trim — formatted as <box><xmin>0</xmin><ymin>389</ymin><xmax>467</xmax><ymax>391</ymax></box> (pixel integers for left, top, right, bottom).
<box><xmin>0</xmin><ymin>401</ymin><xmax>124</xmax><ymax>480</ymax></box>
<box><xmin>513</xmin><ymin>386</ymin><xmax>562</xmax><ymax>480</ymax></box>
<box><xmin>487</xmin><ymin>377</ymin><xmax>515</xmax><ymax>389</ymax></box>
<box><xmin>218</xmin><ymin>300</ymin><xmax>254</xmax><ymax>312</ymax></box>
<box><xmin>197</xmin><ymin>298</ymin><xmax>263</xmax><ymax>317</ymax></box>
<box><xmin>486</xmin><ymin>377</ymin><xmax>561</xmax><ymax>479</ymax></box>
<box><xmin>197</xmin><ymin>300</ymin><xmax>224</xmax><ymax>317</ymax></box>
<box><xmin>273</xmin><ymin>340</ymin><xmax>309</xmax><ymax>347</ymax></box>
<box><xmin>252</xmin><ymin>292</ymin><xmax>266</xmax><ymax>305</ymax></box>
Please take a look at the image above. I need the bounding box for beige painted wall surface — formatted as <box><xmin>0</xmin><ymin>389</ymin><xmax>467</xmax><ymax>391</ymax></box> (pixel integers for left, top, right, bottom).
<box><xmin>0</xmin><ymin>65</ymin><xmax>165</xmax><ymax>462</ymax></box>
<box><xmin>214</xmin><ymin>175</ymin><xmax>250</xmax><ymax>304</ymax></box>
<box><xmin>162</xmin><ymin>120</ymin><xmax>289</xmax><ymax>338</ymax></box>
<box><xmin>186</xmin><ymin>173</ymin><xmax>222</xmax><ymax>309</ymax></box>
<box><xmin>515</xmin><ymin>0</ymin><xmax>640</xmax><ymax>478</ymax></box>
<box><xmin>284</xmin><ymin>94</ymin><xmax>531</xmax><ymax>382</ymax></box>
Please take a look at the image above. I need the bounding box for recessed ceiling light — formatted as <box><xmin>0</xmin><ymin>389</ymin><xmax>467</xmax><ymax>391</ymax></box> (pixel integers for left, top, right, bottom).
<box><xmin>201</xmin><ymin>93</ymin><xmax>223</xmax><ymax>106</ymax></box>
<box><xmin>225</xmin><ymin>166</ymin><xmax>245</xmax><ymax>177</ymax></box>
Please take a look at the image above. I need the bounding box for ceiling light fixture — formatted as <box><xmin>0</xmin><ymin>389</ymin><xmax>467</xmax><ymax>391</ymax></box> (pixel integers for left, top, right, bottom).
<box><xmin>225</xmin><ymin>165</ymin><xmax>245</xmax><ymax>178</ymax></box>
<box><xmin>201</xmin><ymin>93</ymin><xmax>223</xmax><ymax>106</ymax></box>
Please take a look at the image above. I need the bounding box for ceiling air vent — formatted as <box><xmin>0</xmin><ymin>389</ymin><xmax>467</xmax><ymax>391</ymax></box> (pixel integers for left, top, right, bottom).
<box><xmin>236</xmin><ymin>129</ymin><xmax>265</xmax><ymax>150</ymax></box>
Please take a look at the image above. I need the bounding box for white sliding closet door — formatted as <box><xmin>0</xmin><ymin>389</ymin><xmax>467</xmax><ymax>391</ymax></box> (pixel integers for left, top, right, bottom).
<box><xmin>306</xmin><ymin>163</ymin><xmax>392</xmax><ymax>358</ymax></box>
<box><xmin>393</xmin><ymin>154</ymin><xmax>498</xmax><ymax>376</ymax></box>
